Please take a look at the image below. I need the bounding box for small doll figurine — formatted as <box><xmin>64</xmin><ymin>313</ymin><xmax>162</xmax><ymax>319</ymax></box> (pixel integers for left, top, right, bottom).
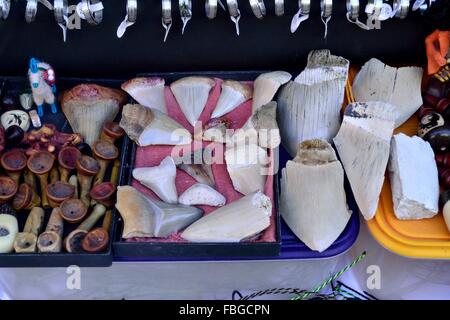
<box><xmin>28</xmin><ymin>58</ymin><xmax>58</xmax><ymax>117</ymax></box>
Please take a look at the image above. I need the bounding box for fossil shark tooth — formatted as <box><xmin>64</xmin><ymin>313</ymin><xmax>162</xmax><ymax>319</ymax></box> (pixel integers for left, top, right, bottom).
<box><xmin>62</xmin><ymin>84</ymin><xmax>127</xmax><ymax>146</ymax></box>
<box><xmin>333</xmin><ymin>101</ymin><xmax>397</xmax><ymax>220</ymax></box>
<box><xmin>389</xmin><ymin>133</ymin><xmax>439</xmax><ymax>220</ymax></box>
<box><xmin>175</xmin><ymin>149</ymin><xmax>215</xmax><ymax>187</ymax></box>
<box><xmin>116</xmin><ymin>186</ymin><xmax>203</xmax><ymax>238</ymax></box>
<box><xmin>232</xmin><ymin>101</ymin><xmax>281</xmax><ymax>149</ymax></box>
<box><xmin>252</xmin><ymin>71</ymin><xmax>292</xmax><ymax>113</ymax></box>
<box><xmin>211</xmin><ymin>80</ymin><xmax>252</xmax><ymax>118</ymax></box>
<box><xmin>132</xmin><ymin>156</ymin><xmax>178</xmax><ymax>204</ymax></box>
<box><xmin>225</xmin><ymin>143</ymin><xmax>269</xmax><ymax>195</ymax></box>
<box><xmin>121</xmin><ymin>77</ymin><xmax>167</xmax><ymax>114</ymax></box>
<box><xmin>181</xmin><ymin>191</ymin><xmax>272</xmax><ymax>242</ymax></box>
<box><xmin>119</xmin><ymin>104</ymin><xmax>192</xmax><ymax>146</ymax></box>
<box><xmin>179</xmin><ymin>183</ymin><xmax>226</xmax><ymax>207</ymax></box>
<box><xmin>281</xmin><ymin>139</ymin><xmax>351</xmax><ymax>253</ymax></box>
<box><xmin>277</xmin><ymin>50</ymin><xmax>350</xmax><ymax>157</ymax></box>
<box><xmin>170</xmin><ymin>76</ymin><xmax>215</xmax><ymax>126</ymax></box>
<box><xmin>352</xmin><ymin>58</ymin><xmax>423</xmax><ymax>128</ymax></box>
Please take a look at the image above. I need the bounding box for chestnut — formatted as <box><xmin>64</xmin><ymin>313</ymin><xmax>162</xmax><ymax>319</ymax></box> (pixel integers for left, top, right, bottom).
<box><xmin>418</xmin><ymin>112</ymin><xmax>445</xmax><ymax>138</ymax></box>
<box><xmin>5</xmin><ymin>125</ymin><xmax>24</xmax><ymax>147</ymax></box>
<box><xmin>423</xmin><ymin>125</ymin><xmax>450</xmax><ymax>153</ymax></box>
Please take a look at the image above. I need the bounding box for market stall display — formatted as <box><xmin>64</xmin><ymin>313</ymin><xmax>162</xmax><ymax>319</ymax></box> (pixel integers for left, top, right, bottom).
<box><xmin>0</xmin><ymin>71</ymin><xmax>128</xmax><ymax>267</ymax></box>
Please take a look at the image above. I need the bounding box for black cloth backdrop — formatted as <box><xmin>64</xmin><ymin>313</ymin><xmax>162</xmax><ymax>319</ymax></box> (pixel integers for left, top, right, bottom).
<box><xmin>0</xmin><ymin>0</ymin><xmax>428</xmax><ymax>78</ymax></box>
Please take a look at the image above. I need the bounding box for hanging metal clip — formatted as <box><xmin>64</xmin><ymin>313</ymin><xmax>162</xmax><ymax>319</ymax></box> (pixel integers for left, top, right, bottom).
<box><xmin>226</xmin><ymin>0</ymin><xmax>240</xmax><ymax>36</ymax></box>
<box><xmin>346</xmin><ymin>0</ymin><xmax>369</xmax><ymax>30</ymax></box>
<box><xmin>117</xmin><ymin>0</ymin><xmax>137</xmax><ymax>38</ymax></box>
<box><xmin>79</xmin><ymin>0</ymin><xmax>104</xmax><ymax>26</ymax></box>
<box><xmin>54</xmin><ymin>0</ymin><xmax>68</xmax><ymax>41</ymax></box>
<box><xmin>179</xmin><ymin>0</ymin><xmax>192</xmax><ymax>35</ymax></box>
<box><xmin>392</xmin><ymin>0</ymin><xmax>409</xmax><ymax>19</ymax></box>
<box><xmin>320</xmin><ymin>0</ymin><xmax>332</xmax><ymax>39</ymax></box>
<box><xmin>162</xmin><ymin>0</ymin><xmax>172</xmax><ymax>42</ymax></box>
<box><xmin>205</xmin><ymin>0</ymin><xmax>218</xmax><ymax>19</ymax></box>
<box><xmin>291</xmin><ymin>0</ymin><xmax>310</xmax><ymax>33</ymax></box>
<box><xmin>249</xmin><ymin>0</ymin><xmax>266</xmax><ymax>19</ymax></box>
<box><xmin>0</xmin><ymin>0</ymin><xmax>10</xmax><ymax>20</ymax></box>
<box><xmin>25</xmin><ymin>0</ymin><xmax>38</xmax><ymax>23</ymax></box>
<box><xmin>274</xmin><ymin>0</ymin><xmax>284</xmax><ymax>16</ymax></box>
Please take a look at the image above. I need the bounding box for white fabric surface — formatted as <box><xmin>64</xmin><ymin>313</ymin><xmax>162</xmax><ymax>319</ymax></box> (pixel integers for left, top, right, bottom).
<box><xmin>0</xmin><ymin>221</ymin><xmax>449</xmax><ymax>299</ymax></box>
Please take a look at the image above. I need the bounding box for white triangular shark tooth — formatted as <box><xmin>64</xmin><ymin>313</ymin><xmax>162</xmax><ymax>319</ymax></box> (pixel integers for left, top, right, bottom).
<box><xmin>179</xmin><ymin>183</ymin><xmax>226</xmax><ymax>207</ymax></box>
<box><xmin>170</xmin><ymin>76</ymin><xmax>215</xmax><ymax>126</ymax></box>
<box><xmin>277</xmin><ymin>50</ymin><xmax>349</xmax><ymax>157</ymax></box>
<box><xmin>352</xmin><ymin>58</ymin><xmax>423</xmax><ymax>128</ymax></box>
<box><xmin>252</xmin><ymin>71</ymin><xmax>291</xmax><ymax>113</ymax></box>
<box><xmin>133</xmin><ymin>156</ymin><xmax>178</xmax><ymax>204</ymax></box>
<box><xmin>333</xmin><ymin>101</ymin><xmax>397</xmax><ymax>220</ymax></box>
<box><xmin>389</xmin><ymin>133</ymin><xmax>439</xmax><ymax>220</ymax></box>
<box><xmin>62</xmin><ymin>84</ymin><xmax>127</xmax><ymax>146</ymax></box>
<box><xmin>121</xmin><ymin>77</ymin><xmax>167</xmax><ymax>114</ymax></box>
<box><xmin>233</xmin><ymin>101</ymin><xmax>281</xmax><ymax>149</ymax></box>
<box><xmin>280</xmin><ymin>139</ymin><xmax>351</xmax><ymax>252</ymax></box>
<box><xmin>119</xmin><ymin>104</ymin><xmax>192</xmax><ymax>146</ymax></box>
<box><xmin>211</xmin><ymin>80</ymin><xmax>252</xmax><ymax>118</ymax></box>
<box><xmin>225</xmin><ymin>143</ymin><xmax>269</xmax><ymax>195</ymax></box>
<box><xmin>181</xmin><ymin>191</ymin><xmax>272</xmax><ymax>242</ymax></box>
<box><xmin>116</xmin><ymin>186</ymin><xmax>203</xmax><ymax>238</ymax></box>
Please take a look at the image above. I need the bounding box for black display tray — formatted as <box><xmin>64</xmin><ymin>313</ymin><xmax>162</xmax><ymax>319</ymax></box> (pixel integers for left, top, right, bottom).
<box><xmin>113</xmin><ymin>71</ymin><xmax>282</xmax><ymax>259</ymax></box>
<box><xmin>0</xmin><ymin>77</ymin><xmax>129</xmax><ymax>267</ymax></box>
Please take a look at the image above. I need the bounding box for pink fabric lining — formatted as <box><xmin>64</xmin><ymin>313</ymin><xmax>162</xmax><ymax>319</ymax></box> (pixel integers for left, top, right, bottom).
<box><xmin>127</xmin><ymin>78</ymin><xmax>276</xmax><ymax>243</ymax></box>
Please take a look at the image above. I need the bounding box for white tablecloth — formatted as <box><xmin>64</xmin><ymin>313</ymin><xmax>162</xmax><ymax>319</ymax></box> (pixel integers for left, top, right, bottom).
<box><xmin>1</xmin><ymin>222</ymin><xmax>449</xmax><ymax>300</ymax></box>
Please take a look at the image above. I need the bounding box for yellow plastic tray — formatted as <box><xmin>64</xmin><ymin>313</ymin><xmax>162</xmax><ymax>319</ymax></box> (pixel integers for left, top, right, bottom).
<box><xmin>346</xmin><ymin>67</ymin><xmax>450</xmax><ymax>259</ymax></box>
<box><xmin>367</xmin><ymin>117</ymin><xmax>450</xmax><ymax>259</ymax></box>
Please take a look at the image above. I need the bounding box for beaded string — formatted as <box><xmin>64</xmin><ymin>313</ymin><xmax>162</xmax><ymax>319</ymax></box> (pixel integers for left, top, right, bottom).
<box><xmin>291</xmin><ymin>251</ymin><xmax>367</xmax><ymax>300</ymax></box>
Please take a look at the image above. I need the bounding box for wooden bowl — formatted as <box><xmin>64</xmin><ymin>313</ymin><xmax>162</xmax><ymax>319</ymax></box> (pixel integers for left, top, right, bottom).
<box><xmin>60</xmin><ymin>198</ymin><xmax>88</xmax><ymax>223</ymax></box>
<box><xmin>82</xmin><ymin>228</ymin><xmax>109</xmax><ymax>253</ymax></box>
<box><xmin>76</xmin><ymin>155</ymin><xmax>100</xmax><ymax>177</ymax></box>
<box><xmin>101</xmin><ymin>122</ymin><xmax>125</xmax><ymax>143</ymax></box>
<box><xmin>0</xmin><ymin>177</ymin><xmax>18</xmax><ymax>204</ymax></box>
<box><xmin>93</xmin><ymin>141</ymin><xmax>119</xmax><ymax>161</ymax></box>
<box><xmin>27</xmin><ymin>151</ymin><xmax>55</xmax><ymax>175</ymax></box>
<box><xmin>58</xmin><ymin>146</ymin><xmax>81</xmax><ymax>170</ymax></box>
<box><xmin>46</xmin><ymin>182</ymin><xmax>75</xmax><ymax>208</ymax></box>
<box><xmin>1</xmin><ymin>149</ymin><xmax>27</xmax><ymax>173</ymax></box>
<box><xmin>90</xmin><ymin>182</ymin><xmax>116</xmax><ymax>208</ymax></box>
<box><xmin>13</xmin><ymin>183</ymin><xmax>41</xmax><ymax>210</ymax></box>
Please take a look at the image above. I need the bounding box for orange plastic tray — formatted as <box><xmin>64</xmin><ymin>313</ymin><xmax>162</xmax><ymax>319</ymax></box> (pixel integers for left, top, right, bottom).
<box><xmin>347</xmin><ymin>67</ymin><xmax>450</xmax><ymax>259</ymax></box>
<box><xmin>367</xmin><ymin>116</ymin><xmax>450</xmax><ymax>259</ymax></box>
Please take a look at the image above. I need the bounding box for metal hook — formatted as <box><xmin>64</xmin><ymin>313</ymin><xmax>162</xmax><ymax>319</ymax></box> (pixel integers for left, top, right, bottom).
<box><xmin>205</xmin><ymin>0</ymin><xmax>218</xmax><ymax>19</ymax></box>
<box><xmin>346</xmin><ymin>0</ymin><xmax>370</xmax><ymax>30</ymax></box>
<box><xmin>54</xmin><ymin>0</ymin><xmax>68</xmax><ymax>24</ymax></box>
<box><xmin>25</xmin><ymin>0</ymin><xmax>38</xmax><ymax>23</ymax></box>
<box><xmin>226</xmin><ymin>0</ymin><xmax>240</xmax><ymax>35</ymax></box>
<box><xmin>320</xmin><ymin>0</ymin><xmax>332</xmax><ymax>38</ymax></box>
<box><xmin>291</xmin><ymin>0</ymin><xmax>310</xmax><ymax>33</ymax></box>
<box><xmin>162</xmin><ymin>0</ymin><xmax>172</xmax><ymax>42</ymax></box>
<box><xmin>274</xmin><ymin>0</ymin><xmax>284</xmax><ymax>16</ymax></box>
<box><xmin>0</xmin><ymin>0</ymin><xmax>10</xmax><ymax>20</ymax></box>
<box><xmin>179</xmin><ymin>0</ymin><xmax>192</xmax><ymax>35</ymax></box>
<box><xmin>392</xmin><ymin>0</ymin><xmax>409</xmax><ymax>19</ymax></box>
<box><xmin>346</xmin><ymin>0</ymin><xmax>358</xmax><ymax>21</ymax></box>
<box><xmin>80</xmin><ymin>0</ymin><xmax>103</xmax><ymax>26</ymax></box>
<box><xmin>249</xmin><ymin>0</ymin><xmax>266</xmax><ymax>19</ymax></box>
<box><xmin>126</xmin><ymin>0</ymin><xmax>137</xmax><ymax>23</ymax></box>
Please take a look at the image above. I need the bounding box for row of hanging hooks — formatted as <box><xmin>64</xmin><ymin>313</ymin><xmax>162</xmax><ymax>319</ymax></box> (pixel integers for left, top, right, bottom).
<box><xmin>0</xmin><ymin>0</ymin><xmax>438</xmax><ymax>42</ymax></box>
